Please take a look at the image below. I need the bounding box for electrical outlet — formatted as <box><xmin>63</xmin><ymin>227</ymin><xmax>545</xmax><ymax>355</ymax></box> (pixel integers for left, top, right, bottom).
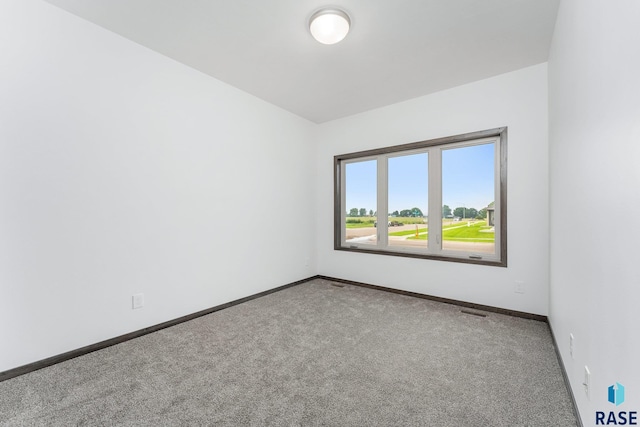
<box><xmin>132</xmin><ymin>293</ymin><xmax>144</xmax><ymax>309</ymax></box>
<box><xmin>569</xmin><ymin>333</ymin><xmax>575</xmax><ymax>359</ymax></box>
<box><xmin>583</xmin><ymin>366</ymin><xmax>591</xmax><ymax>400</ymax></box>
<box><xmin>515</xmin><ymin>280</ymin><xmax>525</xmax><ymax>294</ymax></box>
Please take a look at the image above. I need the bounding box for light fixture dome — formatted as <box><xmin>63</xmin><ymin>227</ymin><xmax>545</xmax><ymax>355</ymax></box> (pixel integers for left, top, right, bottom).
<box><xmin>309</xmin><ymin>8</ymin><xmax>351</xmax><ymax>45</ymax></box>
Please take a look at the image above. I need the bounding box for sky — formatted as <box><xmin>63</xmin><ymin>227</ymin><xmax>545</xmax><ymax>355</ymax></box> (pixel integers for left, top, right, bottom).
<box><xmin>345</xmin><ymin>143</ymin><xmax>494</xmax><ymax>215</ymax></box>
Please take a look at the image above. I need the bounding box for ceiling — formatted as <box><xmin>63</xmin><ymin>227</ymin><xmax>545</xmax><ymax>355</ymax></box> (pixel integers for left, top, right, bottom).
<box><xmin>44</xmin><ymin>0</ymin><xmax>560</xmax><ymax>123</ymax></box>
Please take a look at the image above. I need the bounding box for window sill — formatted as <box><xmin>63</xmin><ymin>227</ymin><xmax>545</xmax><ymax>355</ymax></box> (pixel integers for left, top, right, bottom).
<box><xmin>334</xmin><ymin>245</ymin><xmax>507</xmax><ymax>267</ymax></box>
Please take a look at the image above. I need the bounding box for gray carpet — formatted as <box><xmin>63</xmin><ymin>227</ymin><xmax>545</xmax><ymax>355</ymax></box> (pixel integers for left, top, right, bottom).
<box><xmin>0</xmin><ymin>278</ymin><xmax>577</xmax><ymax>426</ymax></box>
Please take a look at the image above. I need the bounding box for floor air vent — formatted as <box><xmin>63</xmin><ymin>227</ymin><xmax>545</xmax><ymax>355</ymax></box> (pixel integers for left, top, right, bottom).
<box><xmin>461</xmin><ymin>310</ymin><xmax>487</xmax><ymax>318</ymax></box>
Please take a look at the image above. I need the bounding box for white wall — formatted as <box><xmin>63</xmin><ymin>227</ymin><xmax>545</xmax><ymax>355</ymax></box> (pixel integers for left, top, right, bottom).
<box><xmin>548</xmin><ymin>0</ymin><xmax>640</xmax><ymax>423</ymax></box>
<box><xmin>316</xmin><ymin>64</ymin><xmax>550</xmax><ymax>315</ymax></box>
<box><xmin>0</xmin><ymin>0</ymin><xmax>316</xmax><ymax>372</ymax></box>
<box><xmin>11</xmin><ymin>8</ymin><xmax>639</xmax><ymax>424</ymax></box>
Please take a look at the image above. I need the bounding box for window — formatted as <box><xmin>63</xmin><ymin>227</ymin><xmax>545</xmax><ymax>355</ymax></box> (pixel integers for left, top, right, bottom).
<box><xmin>334</xmin><ymin>127</ymin><xmax>507</xmax><ymax>267</ymax></box>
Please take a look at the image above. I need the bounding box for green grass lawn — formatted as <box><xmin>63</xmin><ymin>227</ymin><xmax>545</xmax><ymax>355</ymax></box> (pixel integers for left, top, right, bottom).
<box><xmin>345</xmin><ymin>216</ymin><xmax>375</xmax><ymax>228</ymax></box>
<box><xmin>408</xmin><ymin>221</ymin><xmax>494</xmax><ymax>242</ymax></box>
<box><xmin>345</xmin><ymin>217</ymin><xmax>493</xmax><ymax>243</ymax></box>
<box><xmin>345</xmin><ymin>216</ymin><xmax>426</xmax><ymax>228</ymax></box>
<box><xmin>345</xmin><ymin>216</ymin><xmax>493</xmax><ymax>242</ymax></box>
<box><xmin>387</xmin><ymin>217</ymin><xmax>426</xmax><ymax>225</ymax></box>
<box><xmin>388</xmin><ymin>228</ymin><xmax>427</xmax><ymax>236</ymax></box>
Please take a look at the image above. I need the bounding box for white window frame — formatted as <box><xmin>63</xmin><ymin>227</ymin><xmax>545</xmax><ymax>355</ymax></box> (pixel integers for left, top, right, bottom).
<box><xmin>334</xmin><ymin>127</ymin><xmax>507</xmax><ymax>267</ymax></box>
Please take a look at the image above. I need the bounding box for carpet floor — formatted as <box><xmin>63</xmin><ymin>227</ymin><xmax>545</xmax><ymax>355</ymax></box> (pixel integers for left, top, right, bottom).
<box><xmin>0</xmin><ymin>278</ymin><xmax>577</xmax><ymax>426</ymax></box>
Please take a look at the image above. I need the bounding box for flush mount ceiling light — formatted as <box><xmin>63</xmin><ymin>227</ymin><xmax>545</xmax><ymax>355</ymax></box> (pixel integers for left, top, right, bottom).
<box><xmin>309</xmin><ymin>8</ymin><xmax>351</xmax><ymax>45</ymax></box>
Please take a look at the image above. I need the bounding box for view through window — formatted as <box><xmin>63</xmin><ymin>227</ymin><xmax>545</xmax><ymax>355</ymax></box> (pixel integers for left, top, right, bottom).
<box><xmin>387</xmin><ymin>152</ymin><xmax>428</xmax><ymax>249</ymax></box>
<box><xmin>335</xmin><ymin>128</ymin><xmax>506</xmax><ymax>266</ymax></box>
<box><xmin>345</xmin><ymin>159</ymin><xmax>377</xmax><ymax>246</ymax></box>
<box><xmin>441</xmin><ymin>143</ymin><xmax>495</xmax><ymax>255</ymax></box>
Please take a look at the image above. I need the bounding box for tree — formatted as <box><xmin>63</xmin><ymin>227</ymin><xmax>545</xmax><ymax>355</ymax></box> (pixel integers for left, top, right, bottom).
<box><xmin>442</xmin><ymin>205</ymin><xmax>452</xmax><ymax>217</ymax></box>
<box><xmin>467</xmin><ymin>208</ymin><xmax>478</xmax><ymax>219</ymax></box>
<box><xmin>478</xmin><ymin>208</ymin><xmax>487</xmax><ymax>219</ymax></box>
<box><xmin>369</xmin><ymin>209</ymin><xmax>374</xmax><ymax>216</ymax></box>
<box><xmin>391</xmin><ymin>210</ymin><xmax>399</xmax><ymax>217</ymax></box>
<box><xmin>399</xmin><ymin>207</ymin><xmax>423</xmax><ymax>217</ymax></box>
<box><xmin>349</xmin><ymin>208</ymin><xmax>359</xmax><ymax>217</ymax></box>
<box><xmin>359</xmin><ymin>208</ymin><xmax>367</xmax><ymax>217</ymax></box>
<box><xmin>453</xmin><ymin>207</ymin><xmax>465</xmax><ymax>218</ymax></box>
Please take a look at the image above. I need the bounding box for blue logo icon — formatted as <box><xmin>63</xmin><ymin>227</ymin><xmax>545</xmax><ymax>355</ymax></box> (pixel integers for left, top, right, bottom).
<box><xmin>608</xmin><ymin>383</ymin><xmax>625</xmax><ymax>406</ymax></box>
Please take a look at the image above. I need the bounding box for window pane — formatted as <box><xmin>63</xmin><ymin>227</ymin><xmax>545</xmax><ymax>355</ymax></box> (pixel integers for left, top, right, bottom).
<box><xmin>387</xmin><ymin>153</ymin><xmax>428</xmax><ymax>248</ymax></box>
<box><xmin>442</xmin><ymin>143</ymin><xmax>495</xmax><ymax>254</ymax></box>
<box><xmin>345</xmin><ymin>160</ymin><xmax>377</xmax><ymax>245</ymax></box>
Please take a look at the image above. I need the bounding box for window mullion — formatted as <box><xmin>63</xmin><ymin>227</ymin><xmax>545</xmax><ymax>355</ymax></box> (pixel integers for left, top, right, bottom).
<box><xmin>339</xmin><ymin>161</ymin><xmax>346</xmax><ymax>246</ymax></box>
<box><xmin>428</xmin><ymin>147</ymin><xmax>442</xmax><ymax>254</ymax></box>
<box><xmin>377</xmin><ymin>155</ymin><xmax>388</xmax><ymax>248</ymax></box>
